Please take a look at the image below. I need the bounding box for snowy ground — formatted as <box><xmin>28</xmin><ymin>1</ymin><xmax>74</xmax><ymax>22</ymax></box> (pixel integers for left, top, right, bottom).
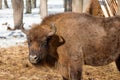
<box><xmin>0</xmin><ymin>0</ymin><xmax>64</xmax><ymax>48</ymax></box>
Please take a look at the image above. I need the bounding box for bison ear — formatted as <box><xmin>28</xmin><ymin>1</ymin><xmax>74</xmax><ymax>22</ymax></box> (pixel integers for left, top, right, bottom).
<box><xmin>20</xmin><ymin>23</ymin><xmax>29</xmax><ymax>35</ymax></box>
<box><xmin>48</xmin><ymin>23</ymin><xmax>57</xmax><ymax>37</ymax></box>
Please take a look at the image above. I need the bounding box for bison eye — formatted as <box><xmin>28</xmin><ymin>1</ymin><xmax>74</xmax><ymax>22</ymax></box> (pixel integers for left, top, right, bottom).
<box><xmin>40</xmin><ymin>41</ymin><xmax>48</xmax><ymax>48</ymax></box>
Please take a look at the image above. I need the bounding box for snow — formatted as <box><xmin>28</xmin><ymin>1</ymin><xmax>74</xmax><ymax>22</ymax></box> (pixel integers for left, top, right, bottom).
<box><xmin>0</xmin><ymin>0</ymin><xmax>64</xmax><ymax>48</ymax></box>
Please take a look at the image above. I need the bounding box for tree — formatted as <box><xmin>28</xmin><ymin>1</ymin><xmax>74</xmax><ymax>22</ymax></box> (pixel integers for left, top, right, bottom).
<box><xmin>4</xmin><ymin>0</ymin><xmax>9</xmax><ymax>8</ymax></box>
<box><xmin>72</xmin><ymin>0</ymin><xmax>83</xmax><ymax>13</ymax></box>
<box><xmin>64</xmin><ymin>0</ymin><xmax>72</xmax><ymax>12</ymax></box>
<box><xmin>31</xmin><ymin>0</ymin><xmax>36</xmax><ymax>8</ymax></box>
<box><xmin>26</xmin><ymin>0</ymin><xmax>32</xmax><ymax>13</ymax></box>
<box><xmin>12</xmin><ymin>0</ymin><xmax>24</xmax><ymax>29</ymax></box>
<box><xmin>83</xmin><ymin>0</ymin><xmax>91</xmax><ymax>13</ymax></box>
<box><xmin>40</xmin><ymin>0</ymin><xmax>48</xmax><ymax>19</ymax></box>
<box><xmin>0</xmin><ymin>0</ymin><xmax>2</xmax><ymax>9</ymax></box>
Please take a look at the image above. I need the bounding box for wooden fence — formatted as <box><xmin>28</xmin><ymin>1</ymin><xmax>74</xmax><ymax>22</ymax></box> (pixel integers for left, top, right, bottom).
<box><xmin>98</xmin><ymin>0</ymin><xmax>118</xmax><ymax>17</ymax></box>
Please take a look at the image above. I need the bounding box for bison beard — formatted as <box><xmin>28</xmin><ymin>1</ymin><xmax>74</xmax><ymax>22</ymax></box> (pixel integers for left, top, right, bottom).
<box><xmin>20</xmin><ymin>12</ymin><xmax>120</xmax><ymax>80</ymax></box>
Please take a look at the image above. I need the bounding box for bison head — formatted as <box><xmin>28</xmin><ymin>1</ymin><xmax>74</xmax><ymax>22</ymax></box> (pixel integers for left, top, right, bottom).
<box><xmin>21</xmin><ymin>24</ymin><xmax>58</xmax><ymax>64</ymax></box>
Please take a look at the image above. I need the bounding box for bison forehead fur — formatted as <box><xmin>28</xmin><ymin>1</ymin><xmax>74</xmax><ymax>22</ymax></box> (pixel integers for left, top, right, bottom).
<box><xmin>24</xmin><ymin>12</ymin><xmax>120</xmax><ymax>80</ymax></box>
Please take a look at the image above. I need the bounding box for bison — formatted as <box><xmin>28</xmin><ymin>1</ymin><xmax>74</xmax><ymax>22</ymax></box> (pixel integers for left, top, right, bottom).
<box><xmin>21</xmin><ymin>12</ymin><xmax>120</xmax><ymax>80</ymax></box>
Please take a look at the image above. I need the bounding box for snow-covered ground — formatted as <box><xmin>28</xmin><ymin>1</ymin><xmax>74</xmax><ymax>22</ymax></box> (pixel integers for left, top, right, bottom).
<box><xmin>0</xmin><ymin>0</ymin><xmax>64</xmax><ymax>48</ymax></box>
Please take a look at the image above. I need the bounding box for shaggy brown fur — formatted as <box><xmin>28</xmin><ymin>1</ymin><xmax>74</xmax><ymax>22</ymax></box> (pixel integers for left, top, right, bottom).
<box><xmin>23</xmin><ymin>12</ymin><xmax>120</xmax><ymax>80</ymax></box>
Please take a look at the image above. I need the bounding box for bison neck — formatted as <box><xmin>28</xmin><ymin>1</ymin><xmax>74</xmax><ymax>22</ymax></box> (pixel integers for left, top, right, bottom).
<box><xmin>45</xmin><ymin>54</ymin><xmax>58</xmax><ymax>67</ymax></box>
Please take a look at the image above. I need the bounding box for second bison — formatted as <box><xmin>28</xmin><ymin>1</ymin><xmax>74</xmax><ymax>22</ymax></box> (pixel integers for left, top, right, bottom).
<box><xmin>21</xmin><ymin>12</ymin><xmax>120</xmax><ymax>80</ymax></box>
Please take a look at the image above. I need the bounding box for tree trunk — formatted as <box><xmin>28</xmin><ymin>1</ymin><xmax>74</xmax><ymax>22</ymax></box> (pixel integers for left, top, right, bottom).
<box><xmin>83</xmin><ymin>0</ymin><xmax>91</xmax><ymax>13</ymax></box>
<box><xmin>4</xmin><ymin>0</ymin><xmax>9</xmax><ymax>8</ymax></box>
<box><xmin>0</xmin><ymin>0</ymin><xmax>2</xmax><ymax>9</ymax></box>
<box><xmin>72</xmin><ymin>0</ymin><xmax>83</xmax><ymax>13</ymax></box>
<box><xmin>31</xmin><ymin>0</ymin><xmax>36</xmax><ymax>8</ymax></box>
<box><xmin>40</xmin><ymin>0</ymin><xmax>48</xmax><ymax>19</ymax></box>
<box><xmin>64</xmin><ymin>0</ymin><xmax>72</xmax><ymax>12</ymax></box>
<box><xmin>12</xmin><ymin>0</ymin><xmax>24</xmax><ymax>29</ymax></box>
<box><xmin>117</xmin><ymin>0</ymin><xmax>120</xmax><ymax>15</ymax></box>
<box><xmin>26</xmin><ymin>0</ymin><xmax>32</xmax><ymax>13</ymax></box>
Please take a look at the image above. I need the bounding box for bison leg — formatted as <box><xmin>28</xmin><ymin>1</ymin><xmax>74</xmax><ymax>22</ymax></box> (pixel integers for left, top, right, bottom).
<box><xmin>69</xmin><ymin>66</ymin><xmax>82</xmax><ymax>80</ymax></box>
<box><xmin>69</xmin><ymin>55</ymin><xmax>83</xmax><ymax>80</ymax></box>
<box><xmin>57</xmin><ymin>62</ymin><xmax>69</xmax><ymax>80</ymax></box>
<box><xmin>60</xmin><ymin>62</ymin><xmax>83</xmax><ymax>80</ymax></box>
<box><xmin>115</xmin><ymin>56</ymin><xmax>120</xmax><ymax>71</ymax></box>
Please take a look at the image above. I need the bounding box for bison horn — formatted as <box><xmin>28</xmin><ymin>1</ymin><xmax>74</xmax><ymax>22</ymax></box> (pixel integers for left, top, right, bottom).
<box><xmin>48</xmin><ymin>23</ymin><xmax>57</xmax><ymax>36</ymax></box>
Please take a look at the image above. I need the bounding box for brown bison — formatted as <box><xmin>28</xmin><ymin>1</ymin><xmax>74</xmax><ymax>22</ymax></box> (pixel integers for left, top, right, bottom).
<box><xmin>21</xmin><ymin>12</ymin><xmax>120</xmax><ymax>80</ymax></box>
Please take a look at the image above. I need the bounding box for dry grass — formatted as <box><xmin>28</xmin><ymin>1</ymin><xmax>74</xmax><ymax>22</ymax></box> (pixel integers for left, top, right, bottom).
<box><xmin>0</xmin><ymin>45</ymin><xmax>120</xmax><ymax>80</ymax></box>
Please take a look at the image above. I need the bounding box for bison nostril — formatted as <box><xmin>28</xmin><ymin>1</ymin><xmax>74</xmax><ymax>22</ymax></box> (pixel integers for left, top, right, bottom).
<box><xmin>34</xmin><ymin>56</ymin><xmax>38</xmax><ymax>59</ymax></box>
<box><xmin>29</xmin><ymin>55</ymin><xmax>37</xmax><ymax>59</ymax></box>
<box><xmin>29</xmin><ymin>55</ymin><xmax>39</xmax><ymax>64</ymax></box>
